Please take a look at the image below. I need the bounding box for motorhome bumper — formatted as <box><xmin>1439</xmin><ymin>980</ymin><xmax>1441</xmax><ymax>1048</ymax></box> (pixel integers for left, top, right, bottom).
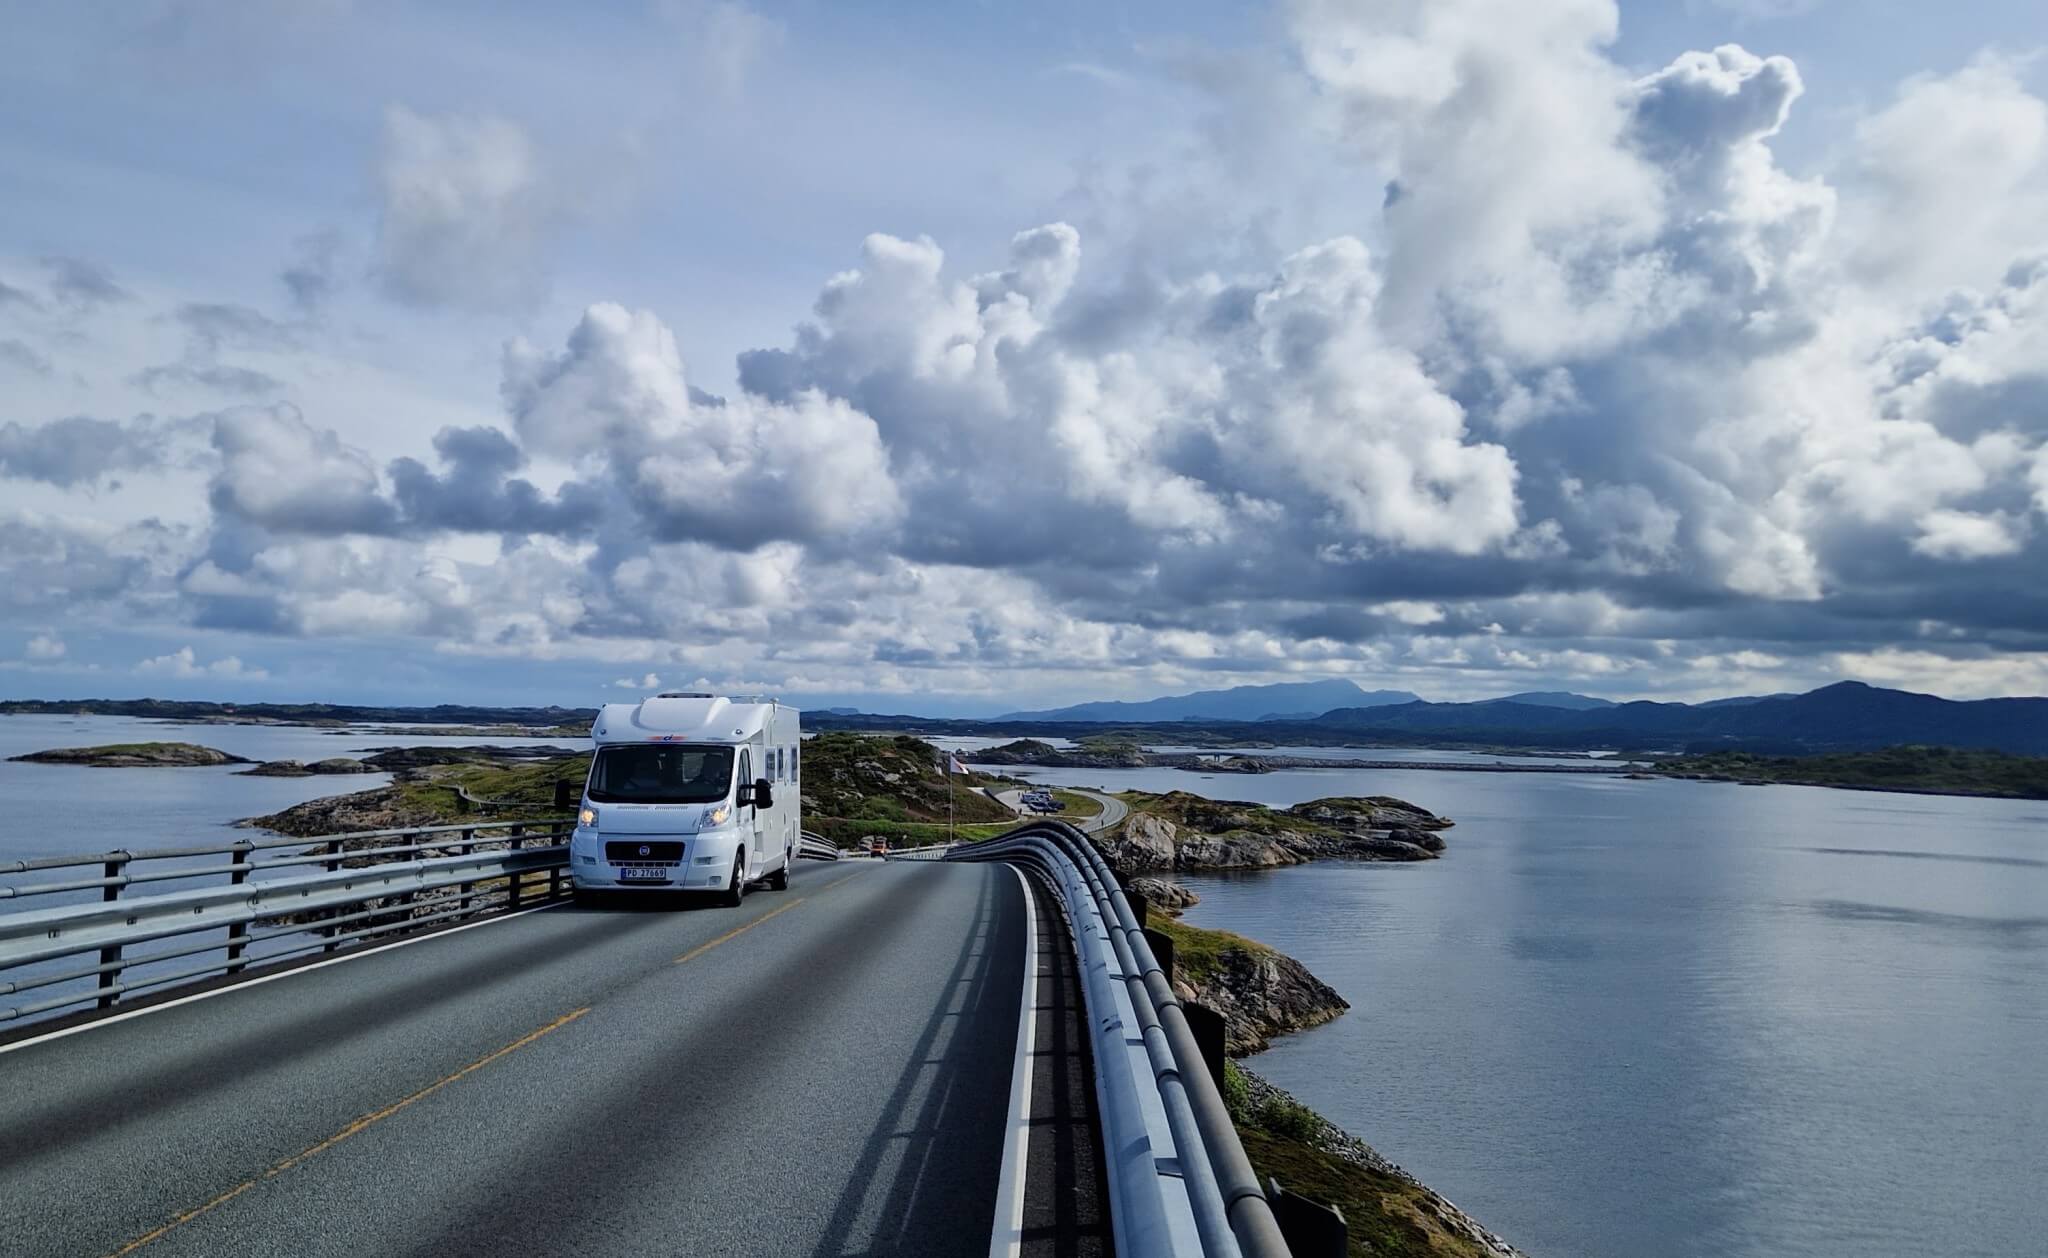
<box><xmin>569</xmin><ymin>829</ymin><xmax>743</xmax><ymax>890</ymax></box>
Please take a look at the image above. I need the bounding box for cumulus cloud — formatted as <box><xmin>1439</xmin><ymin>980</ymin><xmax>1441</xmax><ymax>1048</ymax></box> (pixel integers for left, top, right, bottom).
<box><xmin>505</xmin><ymin>302</ymin><xmax>902</xmax><ymax>550</ymax></box>
<box><xmin>136</xmin><ymin>645</ymin><xmax>267</xmax><ymax>680</ymax></box>
<box><xmin>208</xmin><ymin>404</ymin><xmax>397</xmax><ymax>534</ymax></box>
<box><xmin>0</xmin><ymin>416</ymin><xmax>181</xmax><ymax>487</ymax></box>
<box><xmin>372</xmin><ymin>106</ymin><xmax>554</xmax><ymax>309</ymax></box>
<box><xmin>615</xmin><ymin>672</ymin><xmax>661</xmax><ymax>689</ymax></box>
<box><xmin>387</xmin><ymin>425</ymin><xmax>603</xmax><ymax>537</ymax></box>
<box><xmin>9</xmin><ymin>3</ymin><xmax>2048</xmax><ymax>703</ymax></box>
<box><xmin>25</xmin><ymin>632</ymin><xmax>65</xmax><ymax>660</ymax></box>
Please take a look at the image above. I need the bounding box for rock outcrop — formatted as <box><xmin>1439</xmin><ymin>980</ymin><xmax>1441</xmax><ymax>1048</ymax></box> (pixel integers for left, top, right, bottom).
<box><xmin>240</xmin><ymin>785</ymin><xmax>426</xmax><ymax>836</ymax></box>
<box><xmin>1097</xmin><ymin>792</ymin><xmax>1453</xmax><ymax>874</ymax></box>
<box><xmin>9</xmin><ymin>742</ymin><xmax>250</xmax><ymax>767</ymax></box>
<box><xmin>1169</xmin><ymin>932</ymin><xmax>1350</xmax><ymax>1054</ymax></box>
<box><xmin>238</xmin><ymin>757</ymin><xmax>371</xmax><ymax>777</ymax></box>
<box><xmin>1126</xmin><ymin>875</ymin><xmax>1198</xmax><ymax>912</ymax></box>
<box><xmin>1185</xmin><ymin>951</ymin><xmax>1348</xmax><ymax>1054</ymax></box>
<box><xmin>1104</xmin><ymin>812</ymin><xmax>1180</xmax><ymax>871</ymax></box>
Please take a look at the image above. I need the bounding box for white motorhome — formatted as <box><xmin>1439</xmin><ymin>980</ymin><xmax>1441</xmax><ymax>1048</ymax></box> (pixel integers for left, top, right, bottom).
<box><xmin>570</xmin><ymin>693</ymin><xmax>802</xmax><ymax>904</ymax></box>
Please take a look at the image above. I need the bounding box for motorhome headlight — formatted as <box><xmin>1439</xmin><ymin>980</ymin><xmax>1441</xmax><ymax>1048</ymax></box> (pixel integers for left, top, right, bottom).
<box><xmin>699</xmin><ymin>804</ymin><xmax>731</xmax><ymax>828</ymax></box>
<box><xmin>578</xmin><ymin>805</ymin><xmax>599</xmax><ymax>828</ymax></box>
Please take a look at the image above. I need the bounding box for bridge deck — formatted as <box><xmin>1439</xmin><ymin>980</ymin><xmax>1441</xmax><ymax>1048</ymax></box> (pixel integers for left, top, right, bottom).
<box><xmin>2</xmin><ymin>860</ymin><xmax>1101</xmax><ymax>1257</ymax></box>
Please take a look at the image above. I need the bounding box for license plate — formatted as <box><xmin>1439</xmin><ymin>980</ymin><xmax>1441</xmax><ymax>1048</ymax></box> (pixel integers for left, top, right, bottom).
<box><xmin>618</xmin><ymin>866</ymin><xmax>673</xmax><ymax>882</ymax></box>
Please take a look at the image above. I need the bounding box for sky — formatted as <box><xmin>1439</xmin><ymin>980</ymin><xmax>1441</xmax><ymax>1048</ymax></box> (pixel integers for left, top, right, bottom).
<box><xmin>4</xmin><ymin>0</ymin><xmax>2048</xmax><ymax>716</ymax></box>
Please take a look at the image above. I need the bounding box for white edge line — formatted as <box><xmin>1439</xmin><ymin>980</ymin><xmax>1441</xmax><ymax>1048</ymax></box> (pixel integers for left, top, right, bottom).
<box><xmin>0</xmin><ymin>900</ymin><xmax>567</xmax><ymax>1057</ymax></box>
<box><xmin>989</xmin><ymin>863</ymin><xmax>1039</xmax><ymax>1258</ymax></box>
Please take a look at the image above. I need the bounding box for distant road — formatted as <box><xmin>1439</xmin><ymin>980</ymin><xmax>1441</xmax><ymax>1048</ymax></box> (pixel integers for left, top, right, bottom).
<box><xmin>989</xmin><ymin>787</ymin><xmax>1126</xmax><ymax>834</ymax></box>
<box><xmin>1</xmin><ymin>861</ymin><xmax>1105</xmax><ymax>1257</ymax></box>
<box><xmin>1073</xmin><ymin>789</ymin><xmax>1127</xmax><ymax>833</ymax></box>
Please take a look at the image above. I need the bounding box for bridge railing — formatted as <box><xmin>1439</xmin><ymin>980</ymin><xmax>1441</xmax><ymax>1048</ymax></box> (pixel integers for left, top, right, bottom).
<box><xmin>0</xmin><ymin>818</ymin><xmax>572</xmax><ymax>1025</ymax></box>
<box><xmin>946</xmin><ymin>820</ymin><xmax>1291</xmax><ymax>1258</ymax></box>
<box><xmin>796</xmin><ymin>832</ymin><xmax>841</xmax><ymax>861</ymax></box>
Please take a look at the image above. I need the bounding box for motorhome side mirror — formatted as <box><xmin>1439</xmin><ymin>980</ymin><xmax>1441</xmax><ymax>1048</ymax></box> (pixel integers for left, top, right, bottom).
<box><xmin>736</xmin><ymin>783</ymin><xmax>756</xmax><ymax>807</ymax></box>
<box><xmin>754</xmin><ymin>779</ymin><xmax>774</xmax><ymax>810</ymax></box>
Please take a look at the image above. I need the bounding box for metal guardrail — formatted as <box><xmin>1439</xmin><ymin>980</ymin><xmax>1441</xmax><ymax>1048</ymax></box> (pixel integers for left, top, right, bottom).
<box><xmin>946</xmin><ymin>820</ymin><xmax>1291</xmax><ymax>1258</ymax></box>
<box><xmin>796</xmin><ymin>832</ymin><xmax>841</xmax><ymax>861</ymax></box>
<box><xmin>1</xmin><ymin>819</ymin><xmax>572</xmax><ymax>1024</ymax></box>
<box><xmin>880</xmin><ymin>843</ymin><xmax>954</xmax><ymax>861</ymax></box>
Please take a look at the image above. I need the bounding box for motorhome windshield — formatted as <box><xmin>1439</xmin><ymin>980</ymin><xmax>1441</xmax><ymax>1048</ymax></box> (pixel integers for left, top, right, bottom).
<box><xmin>587</xmin><ymin>744</ymin><xmax>735</xmax><ymax>804</ymax></box>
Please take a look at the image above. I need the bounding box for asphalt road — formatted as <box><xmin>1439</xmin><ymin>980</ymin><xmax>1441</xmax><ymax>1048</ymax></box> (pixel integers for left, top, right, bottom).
<box><xmin>1</xmin><ymin>860</ymin><xmax>1099</xmax><ymax>1257</ymax></box>
<box><xmin>1072</xmin><ymin>790</ymin><xmax>1128</xmax><ymax>834</ymax></box>
<box><xmin>989</xmin><ymin>788</ymin><xmax>1127</xmax><ymax>834</ymax></box>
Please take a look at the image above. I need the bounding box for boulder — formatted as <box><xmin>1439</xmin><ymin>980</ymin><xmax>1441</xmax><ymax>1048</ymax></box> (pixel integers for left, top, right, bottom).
<box><xmin>1104</xmin><ymin>812</ymin><xmax>1178</xmax><ymax>872</ymax></box>
<box><xmin>1126</xmin><ymin>876</ymin><xmax>1198</xmax><ymax>911</ymax></box>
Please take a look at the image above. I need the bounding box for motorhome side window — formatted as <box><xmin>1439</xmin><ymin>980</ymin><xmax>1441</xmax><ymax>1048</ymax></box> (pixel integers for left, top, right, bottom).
<box><xmin>586</xmin><ymin>745</ymin><xmax>734</xmax><ymax>805</ymax></box>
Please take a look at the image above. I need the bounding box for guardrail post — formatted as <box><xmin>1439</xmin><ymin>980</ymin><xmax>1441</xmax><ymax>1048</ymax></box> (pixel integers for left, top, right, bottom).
<box><xmin>547</xmin><ymin>823</ymin><xmax>564</xmax><ymax>901</ymax></box>
<box><xmin>507</xmin><ymin>824</ymin><xmax>525</xmax><ymax>911</ymax></box>
<box><xmin>97</xmin><ymin>853</ymin><xmax>128</xmax><ymax>1009</ymax></box>
<box><xmin>458</xmin><ymin>826</ymin><xmax>476</xmax><ymax>915</ymax></box>
<box><xmin>226</xmin><ymin>839</ymin><xmax>255</xmax><ymax>975</ymax></box>
<box><xmin>323</xmin><ymin>838</ymin><xmax>343</xmax><ymax>952</ymax></box>
<box><xmin>1266</xmin><ymin>1178</ymin><xmax>1348</xmax><ymax>1257</ymax></box>
<box><xmin>553</xmin><ymin>779</ymin><xmax>573</xmax><ymax>809</ymax></box>
<box><xmin>1182</xmin><ymin>1001</ymin><xmax>1229</xmax><ymax>1094</ymax></box>
<box><xmin>1126</xmin><ymin>885</ymin><xmax>1150</xmax><ymax>926</ymax></box>
<box><xmin>1143</xmin><ymin>925</ymin><xmax>1174</xmax><ymax>985</ymax></box>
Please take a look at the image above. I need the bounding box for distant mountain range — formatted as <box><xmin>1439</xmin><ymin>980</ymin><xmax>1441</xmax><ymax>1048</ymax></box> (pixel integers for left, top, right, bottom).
<box><xmin>997</xmin><ymin>679</ymin><xmax>1422</xmax><ymax>724</ymax></box>
<box><xmin>11</xmin><ymin>681</ymin><xmax>2047</xmax><ymax>756</ymax></box>
<box><xmin>1311</xmin><ymin>682</ymin><xmax>2048</xmax><ymax>755</ymax></box>
<box><xmin>1486</xmin><ymin>691</ymin><xmax>1615</xmax><ymax>710</ymax></box>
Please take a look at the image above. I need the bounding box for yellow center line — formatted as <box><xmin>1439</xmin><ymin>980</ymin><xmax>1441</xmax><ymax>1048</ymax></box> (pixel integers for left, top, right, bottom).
<box><xmin>104</xmin><ymin>1006</ymin><xmax>590</xmax><ymax>1257</ymax></box>
<box><xmin>673</xmin><ymin>897</ymin><xmax>805</xmax><ymax>964</ymax></box>
<box><xmin>816</xmin><ymin>869</ymin><xmax>869</xmax><ymax>893</ymax></box>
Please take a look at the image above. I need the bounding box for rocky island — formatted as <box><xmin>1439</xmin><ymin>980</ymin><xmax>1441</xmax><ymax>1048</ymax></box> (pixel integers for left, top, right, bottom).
<box><xmin>237</xmin><ymin>757</ymin><xmax>373</xmax><ymax>777</ymax></box>
<box><xmin>8</xmin><ymin>741</ymin><xmax>251</xmax><ymax>767</ymax></box>
<box><xmin>1105</xmin><ymin>791</ymin><xmax>1451</xmax><ymax>872</ymax></box>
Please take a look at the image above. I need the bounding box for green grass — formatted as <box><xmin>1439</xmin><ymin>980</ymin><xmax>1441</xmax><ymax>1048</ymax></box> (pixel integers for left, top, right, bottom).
<box><xmin>1224</xmin><ymin>1063</ymin><xmax>1507</xmax><ymax>1258</ymax></box>
<box><xmin>799</xmin><ymin>732</ymin><xmax>1014</xmax><ymax>823</ymax></box>
<box><xmin>1659</xmin><ymin>745</ymin><xmax>2048</xmax><ymax>798</ymax></box>
<box><xmin>1148</xmin><ymin>915</ymin><xmax>1272</xmax><ymax>985</ymax></box>
<box><xmin>388</xmin><ymin>755</ymin><xmax>591</xmax><ymax>822</ymax></box>
<box><xmin>1049</xmin><ymin>788</ymin><xmax>1102</xmax><ymax>820</ymax></box>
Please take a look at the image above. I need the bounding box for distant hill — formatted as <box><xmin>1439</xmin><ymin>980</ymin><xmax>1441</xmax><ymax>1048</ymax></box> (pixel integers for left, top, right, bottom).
<box><xmin>1315</xmin><ymin>682</ymin><xmax>2048</xmax><ymax>755</ymax></box>
<box><xmin>1484</xmin><ymin>691</ymin><xmax>1614</xmax><ymax>710</ymax></box>
<box><xmin>998</xmin><ymin>679</ymin><xmax>1421</xmax><ymax>724</ymax></box>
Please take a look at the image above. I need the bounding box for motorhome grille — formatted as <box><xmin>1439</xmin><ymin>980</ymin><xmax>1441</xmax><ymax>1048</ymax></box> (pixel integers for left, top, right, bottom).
<box><xmin>606</xmin><ymin>841</ymin><xmax>684</xmax><ymax>863</ymax></box>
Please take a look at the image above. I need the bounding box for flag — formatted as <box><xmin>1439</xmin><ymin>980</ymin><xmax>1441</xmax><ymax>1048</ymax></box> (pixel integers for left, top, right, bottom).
<box><xmin>946</xmin><ymin>753</ymin><xmax>966</xmax><ymax>775</ymax></box>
